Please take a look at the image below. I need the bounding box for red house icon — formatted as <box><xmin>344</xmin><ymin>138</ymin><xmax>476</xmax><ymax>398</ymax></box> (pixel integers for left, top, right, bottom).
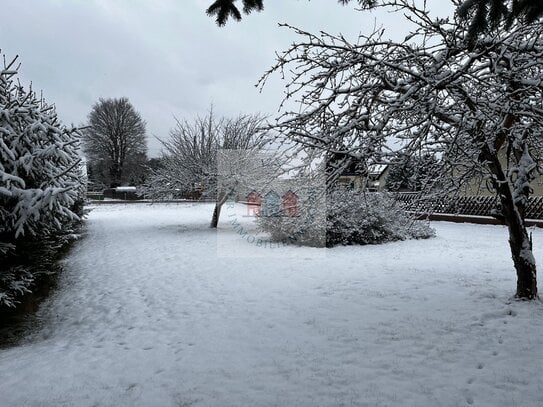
<box><xmin>246</xmin><ymin>191</ymin><xmax>262</xmax><ymax>216</ymax></box>
<box><xmin>282</xmin><ymin>190</ymin><xmax>299</xmax><ymax>217</ymax></box>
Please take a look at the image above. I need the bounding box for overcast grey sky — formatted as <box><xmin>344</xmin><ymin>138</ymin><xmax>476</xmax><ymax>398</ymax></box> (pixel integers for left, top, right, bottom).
<box><xmin>0</xmin><ymin>0</ymin><xmax>454</xmax><ymax>156</ymax></box>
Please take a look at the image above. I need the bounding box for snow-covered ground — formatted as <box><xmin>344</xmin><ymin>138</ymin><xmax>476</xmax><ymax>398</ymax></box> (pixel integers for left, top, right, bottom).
<box><xmin>1</xmin><ymin>202</ymin><xmax>543</xmax><ymax>406</ymax></box>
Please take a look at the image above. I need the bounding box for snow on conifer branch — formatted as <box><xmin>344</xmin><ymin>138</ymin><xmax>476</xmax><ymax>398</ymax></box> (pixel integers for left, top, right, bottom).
<box><xmin>0</xmin><ymin>54</ymin><xmax>85</xmax><ymax>306</ymax></box>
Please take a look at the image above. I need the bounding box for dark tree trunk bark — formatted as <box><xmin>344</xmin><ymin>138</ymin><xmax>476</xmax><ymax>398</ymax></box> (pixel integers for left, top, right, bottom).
<box><xmin>109</xmin><ymin>163</ymin><xmax>123</xmax><ymax>188</ymax></box>
<box><xmin>210</xmin><ymin>191</ymin><xmax>229</xmax><ymax>228</ymax></box>
<box><xmin>499</xmin><ymin>191</ymin><xmax>538</xmax><ymax>299</ymax></box>
<box><xmin>482</xmin><ymin>145</ymin><xmax>538</xmax><ymax>299</ymax></box>
<box><xmin>210</xmin><ymin>203</ymin><xmax>222</xmax><ymax>228</ymax></box>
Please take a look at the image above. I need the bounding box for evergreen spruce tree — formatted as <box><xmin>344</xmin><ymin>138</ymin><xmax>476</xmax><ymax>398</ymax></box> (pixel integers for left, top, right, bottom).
<box><xmin>0</xmin><ymin>56</ymin><xmax>85</xmax><ymax>307</ymax></box>
<box><xmin>207</xmin><ymin>0</ymin><xmax>263</xmax><ymax>25</ymax></box>
<box><xmin>458</xmin><ymin>0</ymin><xmax>543</xmax><ymax>45</ymax></box>
<box><xmin>386</xmin><ymin>154</ymin><xmax>439</xmax><ymax>192</ymax></box>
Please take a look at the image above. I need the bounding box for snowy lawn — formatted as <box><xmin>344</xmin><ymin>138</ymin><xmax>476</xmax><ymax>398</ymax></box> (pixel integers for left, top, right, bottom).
<box><xmin>1</xmin><ymin>202</ymin><xmax>543</xmax><ymax>407</ymax></box>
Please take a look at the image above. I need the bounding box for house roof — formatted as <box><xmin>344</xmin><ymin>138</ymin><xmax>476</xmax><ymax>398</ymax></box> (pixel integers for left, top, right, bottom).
<box><xmin>368</xmin><ymin>164</ymin><xmax>388</xmax><ymax>176</ymax></box>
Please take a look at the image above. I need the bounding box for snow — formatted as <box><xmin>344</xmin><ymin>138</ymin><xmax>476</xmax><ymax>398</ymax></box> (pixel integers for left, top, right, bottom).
<box><xmin>115</xmin><ymin>186</ymin><xmax>137</xmax><ymax>192</ymax></box>
<box><xmin>2</xmin><ymin>202</ymin><xmax>543</xmax><ymax>406</ymax></box>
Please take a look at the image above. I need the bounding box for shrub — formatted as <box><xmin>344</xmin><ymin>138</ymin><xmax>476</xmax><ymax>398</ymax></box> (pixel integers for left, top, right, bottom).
<box><xmin>257</xmin><ymin>188</ymin><xmax>434</xmax><ymax>247</ymax></box>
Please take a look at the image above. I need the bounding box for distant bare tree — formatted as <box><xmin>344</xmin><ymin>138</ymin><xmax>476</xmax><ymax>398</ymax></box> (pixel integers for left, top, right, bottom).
<box><xmin>143</xmin><ymin>109</ymin><xmax>277</xmax><ymax>228</ymax></box>
<box><xmin>83</xmin><ymin>97</ymin><xmax>147</xmax><ymax>188</ymax></box>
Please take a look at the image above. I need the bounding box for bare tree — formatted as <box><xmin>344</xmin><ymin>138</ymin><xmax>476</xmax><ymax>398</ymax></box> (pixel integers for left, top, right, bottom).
<box><xmin>259</xmin><ymin>0</ymin><xmax>543</xmax><ymax>299</ymax></box>
<box><xmin>144</xmin><ymin>110</ymin><xmax>276</xmax><ymax>228</ymax></box>
<box><xmin>83</xmin><ymin>97</ymin><xmax>147</xmax><ymax>188</ymax></box>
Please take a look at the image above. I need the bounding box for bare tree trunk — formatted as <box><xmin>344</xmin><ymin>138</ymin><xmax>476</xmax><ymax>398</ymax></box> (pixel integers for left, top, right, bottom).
<box><xmin>484</xmin><ymin>147</ymin><xmax>538</xmax><ymax>299</ymax></box>
<box><xmin>499</xmin><ymin>192</ymin><xmax>538</xmax><ymax>299</ymax></box>
<box><xmin>210</xmin><ymin>203</ymin><xmax>222</xmax><ymax>228</ymax></box>
<box><xmin>210</xmin><ymin>191</ymin><xmax>229</xmax><ymax>228</ymax></box>
<box><xmin>109</xmin><ymin>162</ymin><xmax>122</xmax><ymax>188</ymax></box>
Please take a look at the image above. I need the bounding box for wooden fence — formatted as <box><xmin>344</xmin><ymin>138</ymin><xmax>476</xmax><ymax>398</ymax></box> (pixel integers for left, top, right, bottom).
<box><xmin>395</xmin><ymin>193</ymin><xmax>543</xmax><ymax>220</ymax></box>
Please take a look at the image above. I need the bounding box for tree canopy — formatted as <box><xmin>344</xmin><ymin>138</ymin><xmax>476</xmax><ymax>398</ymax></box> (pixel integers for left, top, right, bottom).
<box><xmin>259</xmin><ymin>0</ymin><xmax>543</xmax><ymax>298</ymax></box>
<box><xmin>458</xmin><ymin>0</ymin><xmax>543</xmax><ymax>44</ymax></box>
<box><xmin>83</xmin><ymin>97</ymin><xmax>147</xmax><ymax>188</ymax></box>
<box><xmin>206</xmin><ymin>0</ymin><xmax>542</xmax><ymax>36</ymax></box>
<box><xmin>142</xmin><ymin>110</ymin><xmax>274</xmax><ymax>227</ymax></box>
<box><xmin>206</xmin><ymin>0</ymin><xmax>373</xmax><ymax>26</ymax></box>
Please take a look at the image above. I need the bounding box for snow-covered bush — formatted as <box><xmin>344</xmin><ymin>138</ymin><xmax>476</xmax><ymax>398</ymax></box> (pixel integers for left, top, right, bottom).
<box><xmin>326</xmin><ymin>189</ymin><xmax>434</xmax><ymax>246</ymax></box>
<box><xmin>258</xmin><ymin>201</ymin><xmax>327</xmax><ymax>247</ymax></box>
<box><xmin>0</xmin><ymin>57</ymin><xmax>85</xmax><ymax>307</ymax></box>
<box><xmin>258</xmin><ymin>188</ymin><xmax>434</xmax><ymax>248</ymax></box>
